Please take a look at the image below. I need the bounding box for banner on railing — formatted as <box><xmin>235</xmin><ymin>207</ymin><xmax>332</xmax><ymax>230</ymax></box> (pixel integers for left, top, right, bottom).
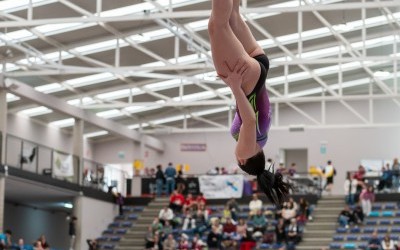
<box><xmin>53</xmin><ymin>152</ymin><xmax>74</xmax><ymax>177</ymax></box>
<box><xmin>199</xmin><ymin>175</ymin><xmax>244</xmax><ymax>199</ymax></box>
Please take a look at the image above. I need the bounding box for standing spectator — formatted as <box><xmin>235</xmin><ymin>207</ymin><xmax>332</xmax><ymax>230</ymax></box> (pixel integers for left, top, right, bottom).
<box><xmin>344</xmin><ymin>172</ymin><xmax>358</xmax><ymax>205</ymax></box>
<box><xmin>169</xmin><ymin>190</ymin><xmax>185</xmax><ymax>213</ymax></box>
<box><xmin>381</xmin><ymin>234</ymin><xmax>395</xmax><ymax>250</ymax></box>
<box><xmin>155</xmin><ymin>165</ymin><xmax>165</xmax><ymax>197</ymax></box>
<box><xmin>0</xmin><ymin>230</ymin><xmax>12</xmax><ymax>249</ymax></box>
<box><xmin>367</xmin><ymin>230</ymin><xmax>381</xmax><ymax>250</ymax></box>
<box><xmin>163</xmin><ymin>234</ymin><xmax>177</xmax><ymax>250</ymax></box>
<box><xmin>360</xmin><ymin>186</ymin><xmax>375</xmax><ymax>217</ymax></box>
<box><xmin>176</xmin><ymin>170</ymin><xmax>187</xmax><ymax>195</ymax></box>
<box><xmin>275</xmin><ymin>218</ymin><xmax>286</xmax><ymax>244</ymax></box>
<box><xmin>68</xmin><ymin>216</ymin><xmax>77</xmax><ymax>250</ymax></box>
<box><xmin>116</xmin><ymin>193</ymin><xmax>124</xmax><ymax>216</ymax></box>
<box><xmin>353</xmin><ymin>165</ymin><xmax>366</xmax><ymax>196</ymax></box>
<box><xmin>323</xmin><ymin>160</ymin><xmax>336</xmax><ymax>194</ymax></box>
<box><xmin>164</xmin><ymin>162</ymin><xmax>177</xmax><ymax>195</ymax></box>
<box><xmin>392</xmin><ymin>158</ymin><xmax>400</xmax><ymax>192</ymax></box>
<box><xmin>158</xmin><ymin>206</ymin><xmax>174</xmax><ymax>226</ymax></box>
<box><xmin>249</xmin><ymin>194</ymin><xmax>262</xmax><ymax>216</ymax></box>
<box><xmin>226</xmin><ymin>198</ymin><xmax>240</xmax><ymax>221</ymax></box>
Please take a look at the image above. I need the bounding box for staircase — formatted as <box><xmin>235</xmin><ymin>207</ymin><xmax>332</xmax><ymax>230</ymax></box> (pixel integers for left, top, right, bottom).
<box><xmin>297</xmin><ymin>195</ymin><xmax>345</xmax><ymax>250</ymax></box>
<box><xmin>116</xmin><ymin>197</ymin><xmax>169</xmax><ymax>250</ymax></box>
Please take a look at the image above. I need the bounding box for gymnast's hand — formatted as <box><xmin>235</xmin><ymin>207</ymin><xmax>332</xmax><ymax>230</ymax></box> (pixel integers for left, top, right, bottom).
<box><xmin>218</xmin><ymin>59</ymin><xmax>249</xmax><ymax>92</ymax></box>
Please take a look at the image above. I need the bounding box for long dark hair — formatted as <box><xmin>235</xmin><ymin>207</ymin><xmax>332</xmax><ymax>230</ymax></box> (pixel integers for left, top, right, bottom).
<box><xmin>239</xmin><ymin>151</ymin><xmax>292</xmax><ymax>206</ymax></box>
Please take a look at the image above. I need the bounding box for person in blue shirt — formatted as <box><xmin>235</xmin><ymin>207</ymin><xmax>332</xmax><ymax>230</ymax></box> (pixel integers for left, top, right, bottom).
<box><xmin>0</xmin><ymin>229</ymin><xmax>12</xmax><ymax>249</ymax></box>
<box><xmin>164</xmin><ymin>163</ymin><xmax>177</xmax><ymax>195</ymax></box>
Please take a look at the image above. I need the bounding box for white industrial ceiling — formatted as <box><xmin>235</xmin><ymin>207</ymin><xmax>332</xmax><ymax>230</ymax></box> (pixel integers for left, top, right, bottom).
<box><xmin>1</xmin><ymin>0</ymin><xmax>399</xmax><ymax>142</ymax></box>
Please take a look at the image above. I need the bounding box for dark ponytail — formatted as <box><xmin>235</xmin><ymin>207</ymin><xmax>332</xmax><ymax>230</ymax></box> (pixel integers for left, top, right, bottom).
<box><xmin>239</xmin><ymin>151</ymin><xmax>292</xmax><ymax>206</ymax></box>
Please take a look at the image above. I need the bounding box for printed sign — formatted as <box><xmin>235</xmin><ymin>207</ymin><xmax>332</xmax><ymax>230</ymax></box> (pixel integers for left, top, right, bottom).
<box><xmin>199</xmin><ymin>175</ymin><xmax>244</xmax><ymax>199</ymax></box>
<box><xmin>180</xmin><ymin>143</ymin><xmax>207</xmax><ymax>152</ymax></box>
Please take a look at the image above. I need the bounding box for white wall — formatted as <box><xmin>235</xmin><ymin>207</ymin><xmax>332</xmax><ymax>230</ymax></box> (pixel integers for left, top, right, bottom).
<box><xmin>3</xmin><ymin>202</ymin><xmax>69</xmax><ymax>249</ymax></box>
<box><xmin>75</xmin><ymin>196</ymin><xmax>117</xmax><ymax>250</ymax></box>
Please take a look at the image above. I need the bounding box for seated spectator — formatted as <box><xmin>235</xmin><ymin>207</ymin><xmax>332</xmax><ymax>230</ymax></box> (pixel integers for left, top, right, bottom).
<box><xmin>223</xmin><ymin>217</ymin><xmax>237</xmax><ymax>239</ymax></box>
<box><xmin>0</xmin><ymin>230</ymin><xmax>12</xmax><ymax>249</ymax></box>
<box><xmin>178</xmin><ymin>234</ymin><xmax>190</xmax><ymax>250</ymax></box>
<box><xmin>338</xmin><ymin>205</ymin><xmax>355</xmax><ymax>228</ymax></box>
<box><xmin>196</xmin><ymin>203</ymin><xmax>209</xmax><ymax>225</ymax></box>
<box><xmin>183</xmin><ymin>193</ymin><xmax>197</xmax><ymax>212</ymax></box>
<box><xmin>236</xmin><ymin>218</ymin><xmax>247</xmax><ymax>240</ymax></box>
<box><xmin>151</xmin><ymin>217</ymin><xmax>163</xmax><ymax>234</ymax></box>
<box><xmin>169</xmin><ymin>190</ymin><xmax>185</xmax><ymax>213</ymax></box>
<box><xmin>145</xmin><ymin>226</ymin><xmax>155</xmax><ymax>249</ymax></box>
<box><xmin>286</xmin><ymin>218</ymin><xmax>301</xmax><ymax>244</ymax></box>
<box><xmin>367</xmin><ymin>230</ymin><xmax>381</xmax><ymax>250</ymax></box>
<box><xmin>207</xmin><ymin>226</ymin><xmax>222</xmax><ymax>250</ymax></box>
<box><xmin>211</xmin><ymin>218</ymin><xmax>223</xmax><ymax>235</ymax></box>
<box><xmin>281</xmin><ymin>202</ymin><xmax>297</xmax><ymax>225</ymax></box>
<box><xmin>16</xmin><ymin>238</ymin><xmax>28</xmax><ymax>250</ymax></box>
<box><xmin>37</xmin><ymin>235</ymin><xmax>49</xmax><ymax>250</ymax></box>
<box><xmin>344</xmin><ymin>172</ymin><xmax>358</xmax><ymax>205</ymax></box>
<box><xmin>226</xmin><ymin>198</ymin><xmax>240</xmax><ymax>221</ymax></box>
<box><xmin>381</xmin><ymin>233</ymin><xmax>395</xmax><ymax>250</ymax></box>
<box><xmin>86</xmin><ymin>239</ymin><xmax>98</xmax><ymax>250</ymax></box>
<box><xmin>196</xmin><ymin>192</ymin><xmax>207</xmax><ymax>206</ymax></box>
<box><xmin>275</xmin><ymin>218</ymin><xmax>286</xmax><ymax>244</ymax></box>
<box><xmin>222</xmin><ymin>205</ymin><xmax>232</xmax><ymax>224</ymax></box>
<box><xmin>221</xmin><ymin>236</ymin><xmax>237</xmax><ymax>249</ymax></box>
<box><xmin>159</xmin><ymin>206</ymin><xmax>174</xmax><ymax>226</ymax></box>
<box><xmin>153</xmin><ymin>233</ymin><xmax>162</xmax><ymax>250</ymax></box>
<box><xmin>191</xmin><ymin>234</ymin><xmax>207</xmax><ymax>250</ymax></box>
<box><xmin>298</xmin><ymin>197</ymin><xmax>312</xmax><ymax>221</ymax></box>
<box><xmin>352</xmin><ymin>205</ymin><xmax>364</xmax><ymax>224</ymax></box>
<box><xmin>33</xmin><ymin>241</ymin><xmax>44</xmax><ymax>250</ymax></box>
<box><xmin>287</xmin><ymin>197</ymin><xmax>298</xmax><ymax>212</ymax></box>
<box><xmin>182</xmin><ymin>209</ymin><xmax>196</xmax><ymax>230</ymax></box>
<box><xmin>249</xmin><ymin>194</ymin><xmax>262</xmax><ymax>216</ymax></box>
<box><xmin>161</xmin><ymin>221</ymin><xmax>173</xmax><ymax>240</ymax></box>
<box><xmin>163</xmin><ymin>234</ymin><xmax>177</xmax><ymax>250</ymax></box>
<box><xmin>251</xmin><ymin>210</ymin><xmax>267</xmax><ymax>233</ymax></box>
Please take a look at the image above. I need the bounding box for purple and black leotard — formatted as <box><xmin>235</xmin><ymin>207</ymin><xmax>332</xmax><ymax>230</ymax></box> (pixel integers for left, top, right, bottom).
<box><xmin>230</xmin><ymin>54</ymin><xmax>272</xmax><ymax>148</ymax></box>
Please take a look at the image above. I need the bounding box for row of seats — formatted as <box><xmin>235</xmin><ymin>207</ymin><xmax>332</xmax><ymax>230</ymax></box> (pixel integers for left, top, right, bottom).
<box><xmin>102</xmin><ymin>228</ymin><xmax>128</xmax><ymax>235</ymax></box>
<box><xmin>330</xmin><ymin>242</ymin><xmax>368</xmax><ymax>249</ymax></box>
<box><xmin>336</xmin><ymin>226</ymin><xmax>400</xmax><ymax>234</ymax></box>
<box><xmin>333</xmin><ymin>234</ymin><xmax>400</xmax><ymax>241</ymax></box>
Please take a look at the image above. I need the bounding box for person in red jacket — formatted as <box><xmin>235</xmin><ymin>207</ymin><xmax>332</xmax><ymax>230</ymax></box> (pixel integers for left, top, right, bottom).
<box><xmin>183</xmin><ymin>193</ymin><xmax>197</xmax><ymax>212</ymax></box>
<box><xmin>169</xmin><ymin>190</ymin><xmax>185</xmax><ymax>213</ymax></box>
<box><xmin>196</xmin><ymin>192</ymin><xmax>207</xmax><ymax>206</ymax></box>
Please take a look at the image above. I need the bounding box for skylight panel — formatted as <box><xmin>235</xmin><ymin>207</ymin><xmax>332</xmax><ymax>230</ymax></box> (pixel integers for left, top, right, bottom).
<box><xmin>6</xmin><ymin>93</ymin><xmax>20</xmax><ymax>102</ymax></box>
<box><xmin>101</xmin><ymin>2</ymin><xmax>155</xmax><ymax>17</ymax></box>
<box><xmin>67</xmin><ymin>97</ymin><xmax>96</xmax><ymax>106</ymax></box>
<box><xmin>0</xmin><ymin>29</ymin><xmax>36</xmax><ymax>42</ymax></box>
<box><xmin>19</xmin><ymin>106</ymin><xmax>52</xmax><ymax>117</ymax></box>
<box><xmin>96</xmin><ymin>88</ymin><xmax>142</xmax><ymax>100</ymax></box>
<box><xmin>84</xmin><ymin>130</ymin><xmax>109</xmax><ymax>138</ymax></box>
<box><xmin>152</xmin><ymin>115</ymin><xmax>187</xmax><ymax>125</ymax></box>
<box><xmin>34</xmin><ymin>23</ymin><xmax>95</xmax><ymax>36</ymax></box>
<box><xmin>0</xmin><ymin>0</ymin><xmax>57</xmax><ymax>13</ymax></box>
<box><xmin>49</xmin><ymin>118</ymin><xmax>75</xmax><ymax>128</ymax></box>
<box><xmin>193</xmin><ymin>107</ymin><xmax>230</xmax><ymax>116</ymax></box>
<box><xmin>64</xmin><ymin>73</ymin><xmax>115</xmax><ymax>87</ymax></box>
<box><xmin>96</xmin><ymin>109</ymin><xmax>123</xmax><ymax>119</ymax></box>
<box><xmin>145</xmin><ymin>79</ymin><xmax>183</xmax><ymax>91</ymax></box>
<box><xmin>74</xmin><ymin>40</ymin><xmax>126</xmax><ymax>54</ymax></box>
<box><xmin>35</xmin><ymin>83</ymin><xmax>65</xmax><ymax>94</ymax></box>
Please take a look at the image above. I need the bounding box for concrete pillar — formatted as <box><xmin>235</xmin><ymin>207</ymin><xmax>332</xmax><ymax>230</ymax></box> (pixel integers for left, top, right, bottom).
<box><xmin>0</xmin><ymin>77</ymin><xmax>7</xmax><ymax>165</ymax></box>
<box><xmin>0</xmin><ymin>176</ymin><xmax>5</xmax><ymax>232</ymax></box>
<box><xmin>73</xmin><ymin>119</ymin><xmax>84</xmax><ymax>185</ymax></box>
<box><xmin>72</xmin><ymin>194</ymin><xmax>83</xmax><ymax>250</ymax></box>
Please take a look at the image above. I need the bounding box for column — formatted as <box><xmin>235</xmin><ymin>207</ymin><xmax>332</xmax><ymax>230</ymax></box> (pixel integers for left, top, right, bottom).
<box><xmin>73</xmin><ymin>119</ymin><xmax>84</xmax><ymax>185</ymax></box>
<box><xmin>0</xmin><ymin>79</ymin><xmax>7</xmax><ymax>165</ymax></box>
<box><xmin>72</xmin><ymin>194</ymin><xmax>83</xmax><ymax>250</ymax></box>
<box><xmin>0</xmin><ymin>176</ymin><xmax>5</xmax><ymax>232</ymax></box>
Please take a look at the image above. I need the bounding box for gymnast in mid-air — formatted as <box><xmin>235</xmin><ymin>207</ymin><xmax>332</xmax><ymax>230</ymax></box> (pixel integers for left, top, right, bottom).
<box><xmin>208</xmin><ymin>0</ymin><xmax>291</xmax><ymax>205</ymax></box>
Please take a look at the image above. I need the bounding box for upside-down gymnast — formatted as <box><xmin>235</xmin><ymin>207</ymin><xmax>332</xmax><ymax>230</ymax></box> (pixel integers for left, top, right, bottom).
<box><xmin>208</xmin><ymin>0</ymin><xmax>291</xmax><ymax>206</ymax></box>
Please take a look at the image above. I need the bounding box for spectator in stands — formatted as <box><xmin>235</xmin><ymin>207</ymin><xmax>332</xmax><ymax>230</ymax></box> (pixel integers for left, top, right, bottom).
<box><xmin>116</xmin><ymin>192</ymin><xmax>124</xmax><ymax>216</ymax></box>
<box><xmin>196</xmin><ymin>192</ymin><xmax>207</xmax><ymax>206</ymax></box>
<box><xmin>37</xmin><ymin>235</ymin><xmax>49</xmax><ymax>250</ymax></box>
<box><xmin>178</xmin><ymin>234</ymin><xmax>190</xmax><ymax>249</ymax></box>
<box><xmin>16</xmin><ymin>238</ymin><xmax>27</xmax><ymax>250</ymax></box>
<box><xmin>236</xmin><ymin>218</ymin><xmax>247</xmax><ymax>240</ymax></box>
<box><xmin>298</xmin><ymin>197</ymin><xmax>312</xmax><ymax>221</ymax></box>
<box><xmin>223</xmin><ymin>217</ymin><xmax>237</xmax><ymax>239</ymax></box>
<box><xmin>338</xmin><ymin>205</ymin><xmax>354</xmax><ymax>228</ymax></box>
<box><xmin>211</xmin><ymin>218</ymin><xmax>223</xmax><ymax>235</ymax></box>
<box><xmin>281</xmin><ymin>202</ymin><xmax>297</xmax><ymax>225</ymax></box>
<box><xmin>360</xmin><ymin>185</ymin><xmax>375</xmax><ymax>217</ymax></box>
<box><xmin>163</xmin><ymin>234</ymin><xmax>177</xmax><ymax>250</ymax></box>
<box><xmin>155</xmin><ymin>164</ymin><xmax>165</xmax><ymax>197</ymax></box>
<box><xmin>86</xmin><ymin>239</ymin><xmax>99</xmax><ymax>250</ymax></box>
<box><xmin>249</xmin><ymin>193</ymin><xmax>263</xmax><ymax>216</ymax></box>
<box><xmin>277</xmin><ymin>163</ymin><xmax>287</xmax><ymax>175</ymax></box>
<box><xmin>381</xmin><ymin>233</ymin><xmax>395</xmax><ymax>250</ymax></box>
<box><xmin>145</xmin><ymin>226</ymin><xmax>155</xmax><ymax>249</ymax></box>
<box><xmin>182</xmin><ymin>209</ymin><xmax>196</xmax><ymax>230</ymax></box>
<box><xmin>288</xmin><ymin>197</ymin><xmax>298</xmax><ymax>211</ymax></box>
<box><xmin>286</xmin><ymin>218</ymin><xmax>301</xmax><ymax>244</ymax></box>
<box><xmin>195</xmin><ymin>203</ymin><xmax>209</xmax><ymax>226</ymax></box>
<box><xmin>68</xmin><ymin>216</ymin><xmax>77</xmax><ymax>250</ymax></box>
<box><xmin>151</xmin><ymin>217</ymin><xmax>163</xmax><ymax>234</ymax></box>
<box><xmin>191</xmin><ymin>234</ymin><xmax>207</xmax><ymax>250</ymax></box>
<box><xmin>183</xmin><ymin>193</ymin><xmax>197</xmax><ymax>212</ymax></box>
<box><xmin>175</xmin><ymin>170</ymin><xmax>187</xmax><ymax>195</ymax></box>
<box><xmin>169</xmin><ymin>190</ymin><xmax>185</xmax><ymax>213</ymax></box>
<box><xmin>288</xmin><ymin>163</ymin><xmax>297</xmax><ymax>177</ymax></box>
<box><xmin>378</xmin><ymin>164</ymin><xmax>393</xmax><ymax>192</ymax></box>
<box><xmin>351</xmin><ymin>205</ymin><xmax>364</xmax><ymax>225</ymax></box>
<box><xmin>207</xmin><ymin>225</ymin><xmax>222</xmax><ymax>250</ymax></box>
<box><xmin>392</xmin><ymin>158</ymin><xmax>400</xmax><ymax>192</ymax></box>
<box><xmin>0</xmin><ymin>230</ymin><xmax>12</xmax><ymax>249</ymax></box>
<box><xmin>161</xmin><ymin>221</ymin><xmax>173</xmax><ymax>240</ymax></box>
<box><xmin>164</xmin><ymin>162</ymin><xmax>177</xmax><ymax>195</ymax></box>
<box><xmin>226</xmin><ymin>198</ymin><xmax>240</xmax><ymax>221</ymax></box>
<box><xmin>153</xmin><ymin>233</ymin><xmax>163</xmax><ymax>250</ymax></box>
<box><xmin>353</xmin><ymin>165</ymin><xmax>366</xmax><ymax>195</ymax></box>
<box><xmin>344</xmin><ymin>172</ymin><xmax>358</xmax><ymax>205</ymax></box>
<box><xmin>159</xmin><ymin>206</ymin><xmax>174</xmax><ymax>226</ymax></box>
<box><xmin>367</xmin><ymin>230</ymin><xmax>381</xmax><ymax>250</ymax></box>
<box><xmin>221</xmin><ymin>167</ymin><xmax>229</xmax><ymax>175</ymax></box>
<box><xmin>33</xmin><ymin>241</ymin><xmax>44</xmax><ymax>250</ymax></box>
<box><xmin>323</xmin><ymin>160</ymin><xmax>336</xmax><ymax>194</ymax></box>
<box><xmin>251</xmin><ymin>209</ymin><xmax>267</xmax><ymax>233</ymax></box>
<box><xmin>275</xmin><ymin>218</ymin><xmax>286</xmax><ymax>244</ymax></box>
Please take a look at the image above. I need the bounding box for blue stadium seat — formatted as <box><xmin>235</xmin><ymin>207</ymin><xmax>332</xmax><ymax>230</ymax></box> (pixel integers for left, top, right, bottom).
<box><xmin>110</xmin><ymin>236</ymin><xmax>121</xmax><ymax>242</ymax></box>
<box><xmin>392</xmin><ymin>235</ymin><xmax>399</xmax><ymax>241</ymax></box>
<box><xmin>377</xmin><ymin>227</ymin><xmax>389</xmax><ymax>233</ymax></box>
<box><xmin>114</xmin><ymin>215</ymin><xmax>125</xmax><ymax>220</ymax></box>
<box><xmin>128</xmin><ymin>214</ymin><xmax>138</xmax><ymax>220</ymax></box>
<box><xmin>358</xmin><ymin>243</ymin><xmax>367</xmax><ymax>250</ymax></box>
<box><xmin>102</xmin><ymin>244</ymin><xmax>115</xmax><ymax>249</ymax></box>
<box><xmin>336</xmin><ymin>227</ymin><xmax>347</xmax><ymax>233</ymax></box>
<box><xmin>382</xmin><ymin>211</ymin><xmax>394</xmax><ymax>217</ymax></box>
<box><xmin>329</xmin><ymin>243</ymin><xmax>341</xmax><ymax>249</ymax></box>
<box><xmin>97</xmin><ymin>236</ymin><xmax>108</xmax><ymax>241</ymax></box>
<box><xmin>333</xmin><ymin>235</ymin><xmax>344</xmax><ymax>241</ymax></box>
<box><xmin>366</xmin><ymin>220</ymin><xmax>377</xmax><ymax>225</ymax></box>
<box><xmin>259</xmin><ymin>243</ymin><xmax>271</xmax><ymax>249</ymax></box>
<box><xmin>360</xmin><ymin>235</ymin><xmax>370</xmax><ymax>241</ymax></box>
<box><xmin>115</xmin><ymin>229</ymin><xmax>127</xmax><ymax>234</ymax></box>
<box><xmin>343</xmin><ymin>243</ymin><xmax>356</xmax><ymax>249</ymax></box>
<box><xmin>121</xmin><ymin>221</ymin><xmax>132</xmax><ymax>227</ymax></box>
<box><xmin>396</xmin><ymin>211</ymin><xmax>400</xmax><ymax>217</ymax></box>
<box><xmin>350</xmin><ymin>227</ymin><xmax>361</xmax><ymax>233</ymax></box>
<box><xmin>109</xmin><ymin>222</ymin><xmax>120</xmax><ymax>228</ymax></box>
<box><xmin>133</xmin><ymin>206</ymin><xmax>144</xmax><ymax>212</ymax></box>
<box><xmin>372</xmin><ymin>204</ymin><xmax>382</xmax><ymax>211</ymax></box>
<box><xmin>122</xmin><ymin>206</ymin><xmax>133</xmax><ymax>212</ymax></box>
<box><xmin>103</xmin><ymin>229</ymin><xmax>113</xmax><ymax>234</ymax></box>
<box><xmin>347</xmin><ymin>235</ymin><xmax>358</xmax><ymax>241</ymax></box>
<box><xmin>393</xmin><ymin>219</ymin><xmax>400</xmax><ymax>225</ymax></box>
<box><xmin>369</xmin><ymin>211</ymin><xmax>380</xmax><ymax>217</ymax></box>
<box><xmin>363</xmin><ymin>227</ymin><xmax>374</xmax><ymax>233</ymax></box>
<box><xmin>380</xmin><ymin>219</ymin><xmax>391</xmax><ymax>225</ymax></box>
<box><xmin>384</xmin><ymin>204</ymin><xmax>396</xmax><ymax>210</ymax></box>
<box><xmin>391</xmin><ymin>227</ymin><xmax>400</xmax><ymax>233</ymax></box>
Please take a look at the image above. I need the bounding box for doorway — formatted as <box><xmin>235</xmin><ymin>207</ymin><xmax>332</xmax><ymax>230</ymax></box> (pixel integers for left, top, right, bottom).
<box><xmin>281</xmin><ymin>148</ymin><xmax>308</xmax><ymax>173</ymax></box>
